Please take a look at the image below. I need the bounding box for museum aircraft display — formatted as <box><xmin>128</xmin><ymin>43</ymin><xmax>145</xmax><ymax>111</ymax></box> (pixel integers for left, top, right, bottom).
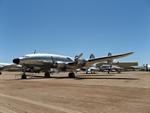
<box><xmin>131</xmin><ymin>64</ymin><xmax>150</xmax><ymax>71</ymax></box>
<box><xmin>0</xmin><ymin>63</ymin><xmax>22</xmax><ymax>74</ymax></box>
<box><xmin>13</xmin><ymin>52</ymin><xmax>133</xmax><ymax>79</ymax></box>
<box><xmin>99</xmin><ymin>52</ymin><xmax>123</xmax><ymax>73</ymax></box>
<box><xmin>86</xmin><ymin>52</ymin><xmax>121</xmax><ymax>74</ymax></box>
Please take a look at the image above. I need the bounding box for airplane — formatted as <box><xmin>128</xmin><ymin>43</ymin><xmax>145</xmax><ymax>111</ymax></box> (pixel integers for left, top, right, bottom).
<box><xmin>99</xmin><ymin>64</ymin><xmax>123</xmax><ymax>73</ymax></box>
<box><xmin>0</xmin><ymin>63</ymin><xmax>10</xmax><ymax>75</ymax></box>
<box><xmin>131</xmin><ymin>64</ymin><xmax>150</xmax><ymax>71</ymax></box>
<box><xmin>13</xmin><ymin>52</ymin><xmax>134</xmax><ymax>79</ymax></box>
<box><xmin>100</xmin><ymin>52</ymin><xmax>123</xmax><ymax>73</ymax></box>
<box><xmin>86</xmin><ymin>52</ymin><xmax>122</xmax><ymax>74</ymax></box>
<box><xmin>86</xmin><ymin>66</ymin><xmax>99</xmax><ymax>74</ymax></box>
<box><xmin>0</xmin><ymin>63</ymin><xmax>22</xmax><ymax>75</ymax></box>
<box><xmin>85</xmin><ymin>54</ymin><xmax>99</xmax><ymax>74</ymax></box>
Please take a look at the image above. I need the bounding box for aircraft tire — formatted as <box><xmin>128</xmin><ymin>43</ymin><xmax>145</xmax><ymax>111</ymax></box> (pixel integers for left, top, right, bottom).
<box><xmin>44</xmin><ymin>72</ymin><xmax>51</xmax><ymax>78</ymax></box>
<box><xmin>68</xmin><ymin>73</ymin><xmax>75</xmax><ymax>78</ymax></box>
<box><xmin>21</xmin><ymin>74</ymin><xmax>27</xmax><ymax>79</ymax></box>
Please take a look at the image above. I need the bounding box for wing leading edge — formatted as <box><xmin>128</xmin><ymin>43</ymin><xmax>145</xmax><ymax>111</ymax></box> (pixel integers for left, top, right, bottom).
<box><xmin>84</xmin><ymin>52</ymin><xmax>134</xmax><ymax>67</ymax></box>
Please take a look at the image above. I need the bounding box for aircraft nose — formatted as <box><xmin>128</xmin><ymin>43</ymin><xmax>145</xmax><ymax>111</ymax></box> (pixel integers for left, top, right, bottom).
<box><xmin>13</xmin><ymin>58</ymin><xmax>20</xmax><ymax>64</ymax></box>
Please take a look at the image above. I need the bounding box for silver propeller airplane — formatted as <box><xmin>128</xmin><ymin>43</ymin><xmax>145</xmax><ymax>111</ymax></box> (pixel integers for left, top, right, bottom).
<box><xmin>0</xmin><ymin>63</ymin><xmax>22</xmax><ymax>75</ymax></box>
<box><xmin>13</xmin><ymin>52</ymin><xmax>133</xmax><ymax>79</ymax></box>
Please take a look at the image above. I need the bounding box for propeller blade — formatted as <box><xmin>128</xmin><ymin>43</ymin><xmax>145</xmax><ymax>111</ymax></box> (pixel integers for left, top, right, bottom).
<box><xmin>89</xmin><ymin>54</ymin><xmax>95</xmax><ymax>60</ymax></box>
<box><xmin>78</xmin><ymin>53</ymin><xmax>83</xmax><ymax>59</ymax></box>
<box><xmin>74</xmin><ymin>53</ymin><xmax>83</xmax><ymax>61</ymax></box>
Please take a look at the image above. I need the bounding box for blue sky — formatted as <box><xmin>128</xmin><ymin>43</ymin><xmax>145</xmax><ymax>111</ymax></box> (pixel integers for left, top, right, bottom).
<box><xmin>0</xmin><ymin>0</ymin><xmax>150</xmax><ymax>65</ymax></box>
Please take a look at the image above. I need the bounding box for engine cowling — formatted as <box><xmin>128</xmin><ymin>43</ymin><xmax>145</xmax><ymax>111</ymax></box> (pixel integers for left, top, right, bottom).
<box><xmin>13</xmin><ymin>58</ymin><xmax>20</xmax><ymax>64</ymax></box>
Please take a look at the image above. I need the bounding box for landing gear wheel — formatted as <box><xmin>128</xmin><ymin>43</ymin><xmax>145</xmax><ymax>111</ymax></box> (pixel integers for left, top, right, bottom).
<box><xmin>68</xmin><ymin>73</ymin><xmax>75</xmax><ymax>78</ymax></box>
<box><xmin>117</xmin><ymin>70</ymin><xmax>121</xmax><ymax>73</ymax></box>
<box><xmin>44</xmin><ymin>72</ymin><xmax>51</xmax><ymax>78</ymax></box>
<box><xmin>21</xmin><ymin>73</ymin><xmax>27</xmax><ymax>79</ymax></box>
<box><xmin>0</xmin><ymin>72</ymin><xmax>2</xmax><ymax>75</ymax></box>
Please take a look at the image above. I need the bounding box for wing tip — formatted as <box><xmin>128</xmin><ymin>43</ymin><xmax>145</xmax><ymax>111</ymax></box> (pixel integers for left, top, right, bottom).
<box><xmin>128</xmin><ymin>52</ymin><xmax>134</xmax><ymax>55</ymax></box>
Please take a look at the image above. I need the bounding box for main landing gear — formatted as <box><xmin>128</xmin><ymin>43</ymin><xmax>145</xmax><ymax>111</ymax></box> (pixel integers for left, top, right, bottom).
<box><xmin>21</xmin><ymin>71</ymin><xmax>75</xmax><ymax>79</ymax></box>
<box><xmin>68</xmin><ymin>72</ymin><xmax>76</xmax><ymax>78</ymax></box>
<box><xmin>21</xmin><ymin>72</ymin><xmax>51</xmax><ymax>79</ymax></box>
<box><xmin>44</xmin><ymin>71</ymin><xmax>51</xmax><ymax>78</ymax></box>
<box><xmin>21</xmin><ymin>73</ymin><xmax>27</xmax><ymax>79</ymax></box>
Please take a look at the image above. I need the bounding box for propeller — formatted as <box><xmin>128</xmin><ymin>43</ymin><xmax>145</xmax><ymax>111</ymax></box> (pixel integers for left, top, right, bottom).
<box><xmin>51</xmin><ymin>56</ymin><xmax>57</xmax><ymax>68</ymax></box>
<box><xmin>74</xmin><ymin>53</ymin><xmax>83</xmax><ymax>62</ymax></box>
<box><xmin>107</xmin><ymin>52</ymin><xmax>113</xmax><ymax>73</ymax></box>
<box><xmin>89</xmin><ymin>53</ymin><xmax>95</xmax><ymax>60</ymax></box>
<box><xmin>108</xmin><ymin>52</ymin><xmax>112</xmax><ymax>56</ymax></box>
<box><xmin>73</xmin><ymin>53</ymin><xmax>87</xmax><ymax>68</ymax></box>
<box><xmin>34</xmin><ymin>50</ymin><xmax>36</xmax><ymax>54</ymax></box>
<box><xmin>107</xmin><ymin>52</ymin><xmax>113</xmax><ymax>64</ymax></box>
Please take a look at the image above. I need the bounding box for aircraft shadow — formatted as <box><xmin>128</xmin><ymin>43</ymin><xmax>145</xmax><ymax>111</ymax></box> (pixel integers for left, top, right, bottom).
<box><xmin>36</xmin><ymin>75</ymin><xmax>139</xmax><ymax>81</ymax></box>
<box><xmin>10</xmin><ymin>74</ymin><xmax>139</xmax><ymax>81</ymax></box>
<box><xmin>74</xmin><ymin>77</ymin><xmax>139</xmax><ymax>80</ymax></box>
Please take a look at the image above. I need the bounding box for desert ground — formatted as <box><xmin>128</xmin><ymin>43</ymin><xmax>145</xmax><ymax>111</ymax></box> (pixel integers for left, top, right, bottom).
<box><xmin>0</xmin><ymin>71</ymin><xmax>150</xmax><ymax>113</ymax></box>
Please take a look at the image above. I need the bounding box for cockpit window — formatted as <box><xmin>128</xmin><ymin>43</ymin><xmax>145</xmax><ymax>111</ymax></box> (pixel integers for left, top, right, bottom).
<box><xmin>66</xmin><ymin>57</ymin><xmax>73</xmax><ymax>61</ymax></box>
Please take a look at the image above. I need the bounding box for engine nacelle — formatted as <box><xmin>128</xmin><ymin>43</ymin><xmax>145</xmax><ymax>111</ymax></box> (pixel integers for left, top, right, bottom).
<box><xmin>76</xmin><ymin>59</ymin><xmax>86</xmax><ymax>68</ymax></box>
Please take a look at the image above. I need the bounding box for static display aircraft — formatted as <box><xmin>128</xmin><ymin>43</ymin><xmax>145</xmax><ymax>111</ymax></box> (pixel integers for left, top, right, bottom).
<box><xmin>0</xmin><ymin>63</ymin><xmax>22</xmax><ymax>74</ymax></box>
<box><xmin>13</xmin><ymin>52</ymin><xmax>133</xmax><ymax>79</ymax></box>
<box><xmin>85</xmin><ymin>54</ymin><xmax>99</xmax><ymax>74</ymax></box>
<box><xmin>99</xmin><ymin>64</ymin><xmax>123</xmax><ymax>73</ymax></box>
<box><xmin>131</xmin><ymin>64</ymin><xmax>150</xmax><ymax>71</ymax></box>
<box><xmin>100</xmin><ymin>52</ymin><xmax>123</xmax><ymax>73</ymax></box>
<box><xmin>86</xmin><ymin>52</ymin><xmax>121</xmax><ymax>74</ymax></box>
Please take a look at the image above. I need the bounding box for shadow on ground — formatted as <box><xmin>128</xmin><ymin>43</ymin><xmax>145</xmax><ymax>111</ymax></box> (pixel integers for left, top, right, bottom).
<box><xmin>9</xmin><ymin>73</ymin><xmax>139</xmax><ymax>81</ymax></box>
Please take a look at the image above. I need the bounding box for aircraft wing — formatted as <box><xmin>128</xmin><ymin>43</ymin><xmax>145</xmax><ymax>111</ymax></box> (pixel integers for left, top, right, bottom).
<box><xmin>84</xmin><ymin>52</ymin><xmax>134</xmax><ymax>67</ymax></box>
